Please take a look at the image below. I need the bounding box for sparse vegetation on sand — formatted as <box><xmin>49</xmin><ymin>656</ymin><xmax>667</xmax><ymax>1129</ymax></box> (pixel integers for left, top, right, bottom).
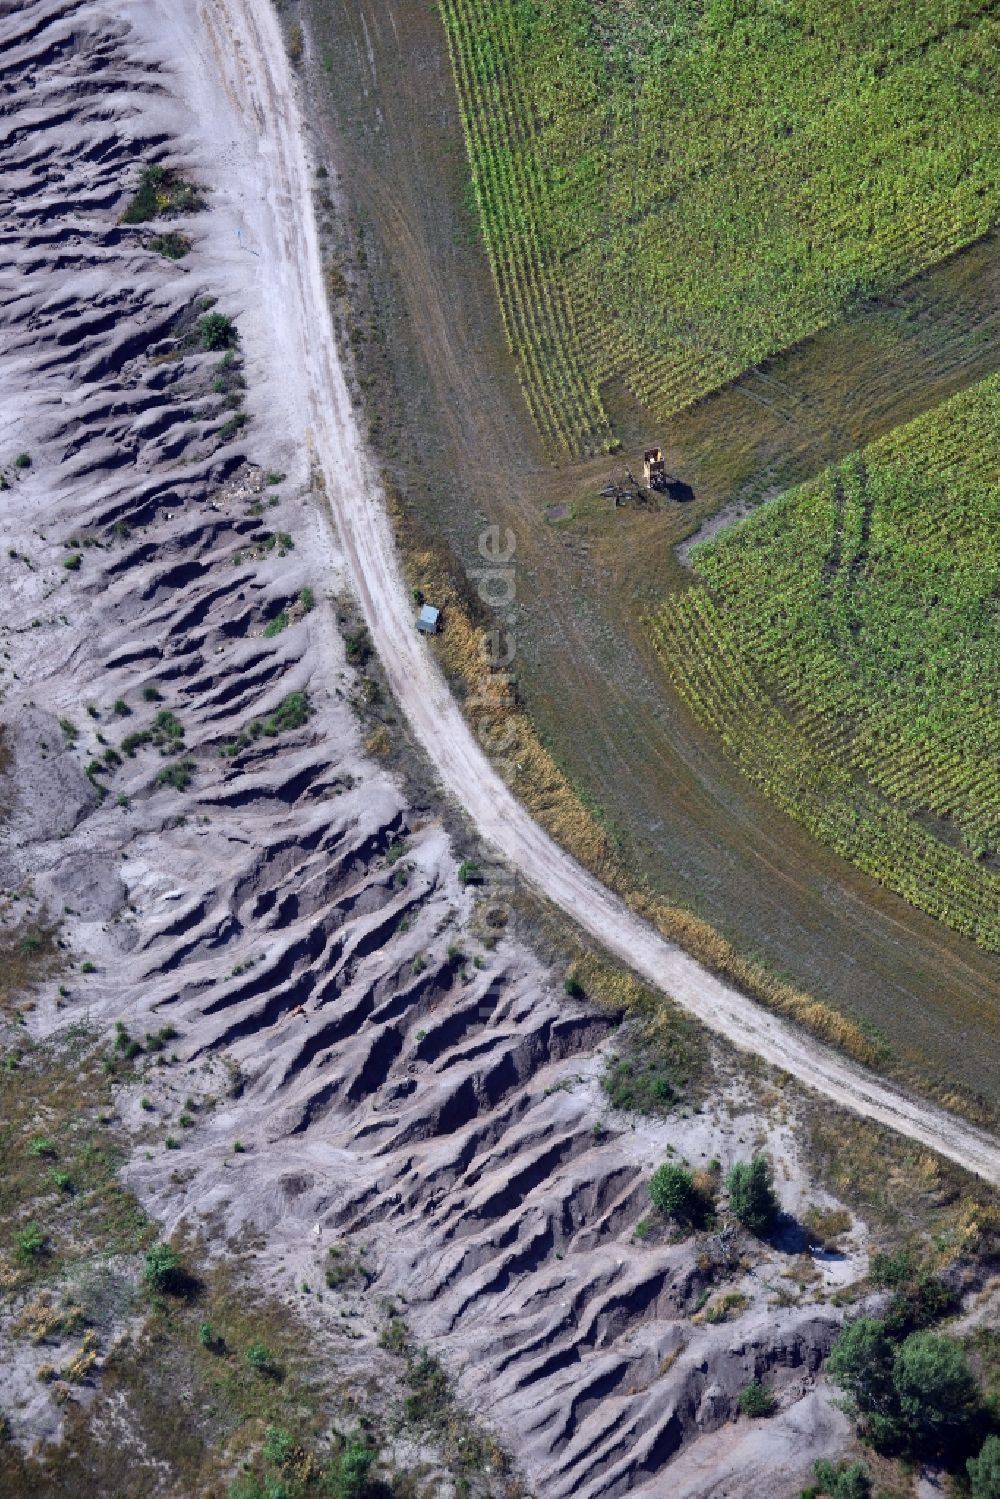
<box><xmin>148</xmin><ymin>231</ymin><xmax>191</xmax><ymax>260</ymax></box>
<box><xmin>121</xmin><ymin>164</ymin><xmax>203</xmax><ymax>224</ymax></box>
<box><xmin>221</xmin><ymin>692</ymin><xmax>312</xmax><ymax>757</ymax></box>
<box><xmin>440</xmin><ymin>0</ymin><xmax>999</xmax><ymax>452</ymax></box>
<box><xmin>652</xmin><ymin>374</ymin><xmax>1000</xmax><ymax>949</ymax></box>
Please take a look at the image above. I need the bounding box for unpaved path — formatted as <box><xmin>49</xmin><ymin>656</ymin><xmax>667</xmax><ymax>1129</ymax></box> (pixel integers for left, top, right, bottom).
<box><xmin>204</xmin><ymin>0</ymin><xmax>1000</xmax><ymax>1186</ymax></box>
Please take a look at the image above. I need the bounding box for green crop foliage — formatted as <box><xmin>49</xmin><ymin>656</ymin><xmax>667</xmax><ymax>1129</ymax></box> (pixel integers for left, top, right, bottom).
<box><xmin>651</xmin><ymin>374</ymin><xmax>1000</xmax><ymax>949</ymax></box>
<box><xmin>440</xmin><ymin>0</ymin><xmax>999</xmax><ymax>453</ymax></box>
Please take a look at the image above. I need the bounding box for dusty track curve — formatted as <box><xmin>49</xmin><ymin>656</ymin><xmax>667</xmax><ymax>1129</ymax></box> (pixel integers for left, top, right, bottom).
<box><xmin>213</xmin><ymin>0</ymin><xmax>1000</xmax><ymax>1185</ymax></box>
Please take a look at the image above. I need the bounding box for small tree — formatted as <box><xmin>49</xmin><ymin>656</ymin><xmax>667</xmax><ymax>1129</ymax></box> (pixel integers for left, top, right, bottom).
<box><xmin>893</xmin><ymin>1331</ymin><xmax>978</xmax><ymax>1451</ymax></box>
<box><xmin>969</xmin><ymin>1435</ymin><xmax>1000</xmax><ymax>1499</ymax></box>
<box><xmin>648</xmin><ymin>1162</ymin><xmax>696</xmax><ymax>1219</ymax></box>
<box><xmin>726</xmin><ymin>1154</ymin><xmax>778</xmax><ymax>1236</ymax></box>
<box><xmin>826</xmin><ymin>1318</ymin><xmax>898</xmax><ymax>1439</ymax></box>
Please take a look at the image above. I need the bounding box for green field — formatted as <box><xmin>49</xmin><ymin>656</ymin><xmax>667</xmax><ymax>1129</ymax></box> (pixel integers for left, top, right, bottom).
<box><xmin>651</xmin><ymin>373</ymin><xmax>1000</xmax><ymax>949</ymax></box>
<box><xmin>440</xmin><ymin>0</ymin><xmax>999</xmax><ymax>453</ymax></box>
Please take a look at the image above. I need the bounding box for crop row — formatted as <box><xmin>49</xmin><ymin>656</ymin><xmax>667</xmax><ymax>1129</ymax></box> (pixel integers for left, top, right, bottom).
<box><xmin>650</xmin><ymin>587</ymin><xmax>999</xmax><ymax>950</ymax></box>
<box><xmin>440</xmin><ymin>0</ymin><xmax>999</xmax><ymax>443</ymax></box>
<box><xmin>440</xmin><ymin>0</ymin><xmax>613</xmax><ymax>454</ymax></box>
<box><xmin>654</xmin><ymin>375</ymin><xmax>1000</xmax><ymax>940</ymax></box>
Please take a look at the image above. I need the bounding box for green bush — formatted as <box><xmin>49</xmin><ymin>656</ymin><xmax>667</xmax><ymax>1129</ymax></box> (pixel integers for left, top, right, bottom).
<box><xmin>245</xmin><ymin>1342</ymin><xmax>277</xmax><ymax>1376</ymax></box>
<box><xmin>457</xmin><ymin>860</ymin><xmax>481</xmax><ymax>886</ymax></box>
<box><xmin>726</xmin><ymin>1155</ymin><xmax>778</xmax><ymax>1236</ymax></box>
<box><xmin>969</xmin><ymin>1435</ymin><xmax>1000</xmax><ymax>1499</ymax></box>
<box><xmin>737</xmin><ymin>1380</ymin><xmax>775</xmax><ymax>1418</ymax></box>
<box><xmin>812</xmin><ymin>1458</ymin><xmax>871</xmax><ymax>1499</ymax></box>
<box><xmin>199</xmin><ymin>313</ymin><xmax>237</xmax><ymax>351</ymax></box>
<box><xmin>330</xmin><ymin>1436</ymin><xmax>377</xmax><ymax>1499</ymax></box>
<box><xmin>647</xmin><ymin>1162</ymin><xmax>696</xmax><ymax>1219</ymax></box>
<box><xmin>143</xmin><ymin>1243</ymin><xmax>181</xmax><ymax>1294</ymax></box>
<box><xmin>63</xmin><ymin>553</ymin><xmax>82</xmax><ymax>571</ymax></box>
<box><xmin>121</xmin><ymin>165</ymin><xmax>166</xmax><ymax>223</ymax></box>
<box><xmin>15</xmin><ymin>1223</ymin><xmax>46</xmax><ymax>1261</ymax></box>
<box><xmin>150</xmin><ymin>232</ymin><xmax>191</xmax><ymax>260</ymax></box>
<box><xmin>157</xmin><ymin>759</ymin><xmax>195</xmax><ymax>791</ymax></box>
<box><xmin>15</xmin><ymin>451</ymin><xmax>31</xmax><ymax>469</ymax></box>
<box><xmin>263</xmin><ymin>612</ymin><xmax>289</xmax><ymax>638</ymax></box>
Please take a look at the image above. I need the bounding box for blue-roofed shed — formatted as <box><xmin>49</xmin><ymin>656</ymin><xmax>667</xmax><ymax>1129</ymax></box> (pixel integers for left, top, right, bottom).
<box><xmin>416</xmin><ymin>604</ymin><xmax>440</xmax><ymax>635</ymax></box>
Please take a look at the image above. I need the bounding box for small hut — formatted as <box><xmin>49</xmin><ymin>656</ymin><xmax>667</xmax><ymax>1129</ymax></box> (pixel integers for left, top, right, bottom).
<box><xmin>416</xmin><ymin>604</ymin><xmax>440</xmax><ymax>635</ymax></box>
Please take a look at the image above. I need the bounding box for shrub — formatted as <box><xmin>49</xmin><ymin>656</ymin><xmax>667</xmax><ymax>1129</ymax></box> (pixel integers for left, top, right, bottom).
<box><xmin>244</xmin><ymin>1342</ymin><xmax>277</xmax><ymax>1376</ymax></box>
<box><xmin>738</xmin><ymin>1380</ymin><xmax>775</xmax><ymax>1418</ymax></box>
<box><xmin>48</xmin><ymin>1169</ymin><xmax>73</xmax><ymax>1192</ymax></box>
<box><xmin>562</xmin><ymin>974</ymin><xmax>583</xmax><ymax>998</ymax></box>
<box><xmin>15</xmin><ymin>451</ymin><xmax>31</xmax><ymax>469</ymax></box>
<box><xmin>300</xmin><ymin>587</ymin><xmax>315</xmax><ymax>612</ymax></box>
<box><xmin>457</xmin><ymin>860</ymin><xmax>481</xmax><ymax>886</ymax></box>
<box><xmin>143</xmin><ymin>1243</ymin><xmax>181</xmax><ymax>1293</ymax></box>
<box><xmin>263</xmin><ymin>612</ymin><xmax>289</xmax><ymax>638</ymax></box>
<box><xmin>812</xmin><ymin>1458</ymin><xmax>872</xmax><ymax>1499</ymax></box>
<box><xmin>330</xmin><ymin>1436</ymin><xmax>377</xmax><ymax>1499</ymax></box>
<box><xmin>157</xmin><ymin>759</ymin><xmax>195</xmax><ymax>791</ymax></box>
<box><xmin>143</xmin><ymin>685</ymin><xmax>162</xmax><ymax>702</ymax></box>
<box><xmin>15</xmin><ymin>1224</ymin><xmax>46</xmax><ymax>1261</ymax></box>
<box><xmin>121</xmin><ymin>165</ymin><xmax>166</xmax><ymax>223</ymax></box>
<box><xmin>263</xmin><ymin>1426</ymin><xmax>295</xmax><ymax>1465</ymax></box>
<box><xmin>648</xmin><ymin>1162</ymin><xmax>696</xmax><ymax>1219</ymax></box>
<box><xmin>149</xmin><ymin>232</ymin><xmax>190</xmax><ymax>260</ymax></box>
<box><xmin>344</xmin><ymin>627</ymin><xmax>370</xmax><ymax>664</ymax></box>
<box><xmin>121</xmin><ymin>729</ymin><xmax>152</xmax><ymax>756</ymax></box>
<box><xmin>59</xmin><ymin>718</ymin><xmax>78</xmax><ymax>743</ymax></box>
<box><xmin>378</xmin><ymin>1318</ymin><xmax>407</xmax><ymax>1354</ymax></box>
<box><xmin>969</xmin><ymin>1435</ymin><xmax>1000</xmax><ymax>1499</ymax></box>
<box><xmin>63</xmin><ymin>553</ymin><xmax>82</xmax><ymax>570</ymax></box>
<box><xmin>199</xmin><ymin>312</ymin><xmax>237</xmax><ymax>351</ymax></box>
<box><xmin>29</xmin><ymin>1136</ymin><xmax>57</xmax><ymax>1158</ymax></box>
<box><xmin>726</xmin><ymin>1155</ymin><xmax>778</xmax><ymax>1236</ymax></box>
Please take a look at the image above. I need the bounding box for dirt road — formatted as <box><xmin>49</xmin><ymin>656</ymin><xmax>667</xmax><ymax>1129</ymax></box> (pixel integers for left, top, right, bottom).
<box><xmin>203</xmin><ymin>0</ymin><xmax>1000</xmax><ymax>1185</ymax></box>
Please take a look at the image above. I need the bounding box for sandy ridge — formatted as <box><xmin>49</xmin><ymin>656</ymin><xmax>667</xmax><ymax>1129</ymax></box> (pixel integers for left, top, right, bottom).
<box><xmin>201</xmin><ymin>0</ymin><xmax>1000</xmax><ymax>1185</ymax></box>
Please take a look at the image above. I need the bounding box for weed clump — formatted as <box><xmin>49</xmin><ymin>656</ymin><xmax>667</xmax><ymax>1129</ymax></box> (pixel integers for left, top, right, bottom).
<box><xmin>121</xmin><ymin>164</ymin><xmax>203</xmax><ymax>224</ymax></box>
<box><xmin>149</xmin><ymin>231</ymin><xmax>191</xmax><ymax>260</ymax></box>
